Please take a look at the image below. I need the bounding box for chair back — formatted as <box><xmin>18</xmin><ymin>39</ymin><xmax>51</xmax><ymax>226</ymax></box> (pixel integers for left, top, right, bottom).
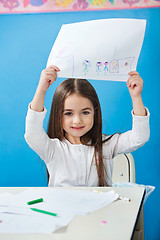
<box><xmin>112</xmin><ymin>153</ymin><xmax>135</xmax><ymax>183</ymax></box>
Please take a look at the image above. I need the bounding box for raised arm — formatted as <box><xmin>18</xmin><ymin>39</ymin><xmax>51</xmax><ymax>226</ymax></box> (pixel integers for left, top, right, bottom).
<box><xmin>31</xmin><ymin>65</ymin><xmax>60</xmax><ymax>112</ymax></box>
<box><xmin>127</xmin><ymin>71</ymin><xmax>146</xmax><ymax>116</ymax></box>
<box><xmin>25</xmin><ymin>65</ymin><xmax>60</xmax><ymax>162</ymax></box>
<box><xmin>103</xmin><ymin>72</ymin><xmax>150</xmax><ymax>158</ymax></box>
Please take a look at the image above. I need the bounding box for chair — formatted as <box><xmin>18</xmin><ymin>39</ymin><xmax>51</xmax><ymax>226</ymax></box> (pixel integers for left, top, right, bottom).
<box><xmin>112</xmin><ymin>153</ymin><xmax>144</xmax><ymax>240</ymax></box>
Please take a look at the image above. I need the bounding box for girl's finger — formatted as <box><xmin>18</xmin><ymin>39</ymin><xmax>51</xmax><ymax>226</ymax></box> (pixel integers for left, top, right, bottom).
<box><xmin>127</xmin><ymin>75</ymin><xmax>142</xmax><ymax>84</ymax></box>
<box><xmin>46</xmin><ymin>73</ymin><xmax>57</xmax><ymax>82</ymax></box>
<box><xmin>127</xmin><ymin>77</ymin><xmax>142</xmax><ymax>88</ymax></box>
<box><xmin>46</xmin><ymin>70</ymin><xmax>57</xmax><ymax>76</ymax></box>
<box><xmin>46</xmin><ymin>68</ymin><xmax>59</xmax><ymax>77</ymax></box>
<box><xmin>128</xmin><ymin>71</ymin><xmax>139</xmax><ymax>76</ymax></box>
<box><xmin>49</xmin><ymin>65</ymin><xmax>60</xmax><ymax>71</ymax></box>
<box><xmin>130</xmin><ymin>80</ymin><xmax>137</xmax><ymax>88</ymax></box>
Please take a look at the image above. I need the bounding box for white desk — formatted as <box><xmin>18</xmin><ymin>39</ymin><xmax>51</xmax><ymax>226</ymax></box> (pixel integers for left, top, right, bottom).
<box><xmin>0</xmin><ymin>187</ymin><xmax>144</xmax><ymax>240</ymax></box>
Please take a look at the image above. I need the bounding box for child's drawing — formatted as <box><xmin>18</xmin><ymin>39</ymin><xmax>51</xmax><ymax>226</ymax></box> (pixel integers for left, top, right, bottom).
<box><xmin>81</xmin><ymin>57</ymin><xmax>134</xmax><ymax>77</ymax></box>
<box><xmin>47</xmin><ymin>19</ymin><xmax>146</xmax><ymax>81</ymax></box>
<box><xmin>83</xmin><ymin>60</ymin><xmax>91</xmax><ymax>75</ymax></box>
<box><xmin>96</xmin><ymin>62</ymin><xmax>103</xmax><ymax>75</ymax></box>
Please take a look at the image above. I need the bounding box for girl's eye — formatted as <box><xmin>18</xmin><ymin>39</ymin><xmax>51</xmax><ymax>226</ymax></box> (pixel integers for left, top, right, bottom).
<box><xmin>83</xmin><ymin>111</ymin><xmax>90</xmax><ymax>115</ymax></box>
<box><xmin>64</xmin><ymin>112</ymin><xmax>72</xmax><ymax>116</ymax></box>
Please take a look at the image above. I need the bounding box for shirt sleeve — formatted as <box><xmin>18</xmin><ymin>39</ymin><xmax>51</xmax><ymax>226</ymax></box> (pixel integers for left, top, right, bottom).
<box><xmin>103</xmin><ymin>107</ymin><xmax>150</xmax><ymax>158</ymax></box>
<box><xmin>24</xmin><ymin>104</ymin><xmax>55</xmax><ymax>163</ymax></box>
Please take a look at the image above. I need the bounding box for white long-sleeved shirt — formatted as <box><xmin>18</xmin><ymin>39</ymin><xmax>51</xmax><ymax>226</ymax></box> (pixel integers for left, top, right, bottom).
<box><xmin>25</xmin><ymin>106</ymin><xmax>150</xmax><ymax>187</ymax></box>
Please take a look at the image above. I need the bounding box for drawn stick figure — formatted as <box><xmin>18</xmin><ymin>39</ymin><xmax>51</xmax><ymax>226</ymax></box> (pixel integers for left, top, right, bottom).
<box><xmin>96</xmin><ymin>62</ymin><xmax>102</xmax><ymax>75</ymax></box>
<box><xmin>103</xmin><ymin>62</ymin><xmax>109</xmax><ymax>75</ymax></box>
<box><xmin>83</xmin><ymin>60</ymin><xmax>91</xmax><ymax>75</ymax></box>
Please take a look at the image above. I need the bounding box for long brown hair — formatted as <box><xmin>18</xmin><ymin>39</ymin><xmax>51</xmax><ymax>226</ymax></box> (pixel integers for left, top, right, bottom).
<box><xmin>47</xmin><ymin>78</ymin><xmax>111</xmax><ymax>186</ymax></box>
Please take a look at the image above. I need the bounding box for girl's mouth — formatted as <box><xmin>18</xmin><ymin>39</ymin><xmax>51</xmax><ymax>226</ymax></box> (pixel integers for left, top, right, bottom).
<box><xmin>71</xmin><ymin>126</ymin><xmax>84</xmax><ymax>130</ymax></box>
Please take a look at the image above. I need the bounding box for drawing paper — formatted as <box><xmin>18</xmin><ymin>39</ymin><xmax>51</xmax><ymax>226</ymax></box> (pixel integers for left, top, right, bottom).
<box><xmin>47</xmin><ymin>19</ymin><xmax>146</xmax><ymax>82</ymax></box>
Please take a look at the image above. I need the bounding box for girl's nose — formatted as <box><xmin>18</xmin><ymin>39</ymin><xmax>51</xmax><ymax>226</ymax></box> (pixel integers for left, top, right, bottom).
<box><xmin>73</xmin><ymin>115</ymin><xmax>82</xmax><ymax>124</ymax></box>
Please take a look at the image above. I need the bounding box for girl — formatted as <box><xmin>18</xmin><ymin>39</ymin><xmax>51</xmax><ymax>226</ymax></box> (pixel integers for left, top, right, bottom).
<box><xmin>25</xmin><ymin>65</ymin><xmax>150</xmax><ymax>187</ymax></box>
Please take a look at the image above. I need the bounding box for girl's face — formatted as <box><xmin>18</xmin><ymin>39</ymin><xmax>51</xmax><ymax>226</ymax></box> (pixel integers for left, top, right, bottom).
<box><xmin>62</xmin><ymin>93</ymin><xmax>94</xmax><ymax>144</ymax></box>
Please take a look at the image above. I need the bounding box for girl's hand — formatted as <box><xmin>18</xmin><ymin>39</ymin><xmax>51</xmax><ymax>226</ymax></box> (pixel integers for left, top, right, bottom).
<box><xmin>127</xmin><ymin>71</ymin><xmax>143</xmax><ymax>99</ymax></box>
<box><xmin>127</xmin><ymin>71</ymin><xmax>146</xmax><ymax>116</ymax></box>
<box><xmin>38</xmin><ymin>65</ymin><xmax>60</xmax><ymax>93</ymax></box>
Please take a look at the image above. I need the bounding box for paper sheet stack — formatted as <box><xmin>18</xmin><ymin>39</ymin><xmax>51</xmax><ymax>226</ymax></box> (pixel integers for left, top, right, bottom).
<box><xmin>0</xmin><ymin>188</ymin><xmax>118</xmax><ymax>233</ymax></box>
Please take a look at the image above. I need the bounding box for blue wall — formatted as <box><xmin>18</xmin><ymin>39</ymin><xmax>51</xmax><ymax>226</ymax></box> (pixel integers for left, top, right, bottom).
<box><xmin>0</xmin><ymin>7</ymin><xmax>160</xmax><ymax>239</ymax></box>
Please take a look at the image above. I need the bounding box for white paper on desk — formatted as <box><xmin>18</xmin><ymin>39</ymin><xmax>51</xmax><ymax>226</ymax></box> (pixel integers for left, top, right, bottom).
<box><xmin>28</xmin><ymin>188</ymin><xmax>119</xmax><ymax>215</ymax></box>
<box><xmin>0</xmin><ymin>189</ymin><xmax>118</xmax><ymax>233</ymax></box>
<box><xmin>47</xmin><ymin>18</ymin><xmax>146</xmax><ymax>82</ymax></box>
<box><xmin>0</xmin><ymin>191</ymin><xmax>74</xmax><ymax>233</ymax></box>
<box><xmin>5</xmin><ymin>188</ymin><xmax>118</xmax><ymax>215</ymax></box>
<box><xmin>0</xmin><ymin>212</ymin><xmax>69</xmax><ymax>234</ymax></box>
